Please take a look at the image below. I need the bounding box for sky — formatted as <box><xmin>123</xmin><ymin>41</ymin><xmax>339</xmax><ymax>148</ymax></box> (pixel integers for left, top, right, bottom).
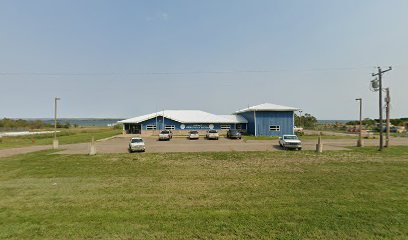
<box><xmin>0</xmin><ymin>0</ymin><xmax>407</xmax><ymax>120</ymax></box>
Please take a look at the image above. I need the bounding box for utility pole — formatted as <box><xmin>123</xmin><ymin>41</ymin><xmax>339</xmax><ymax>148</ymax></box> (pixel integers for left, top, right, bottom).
<box><xmin>372</xmin><ymin>66</ymin><xmax>392</xmax><ymax>151</ymax></box>
<box><xmin>356</xmin><ymin>98</ymin><xmax>363</xmax><ymax>147</ymax></box>
<box><xmin>299</xmin><ymin>110</ymin><xmax>303</xmax><ymax>127</ymax></box>
<box><xmin>53</xmin><ymin>97</ymin><xmax>61</xmax><ymax>149</ymax></box>
<box><xmin>385</xmin><ymin>88</ymin><xmax>391</xmax><ymax>147</ymax></box>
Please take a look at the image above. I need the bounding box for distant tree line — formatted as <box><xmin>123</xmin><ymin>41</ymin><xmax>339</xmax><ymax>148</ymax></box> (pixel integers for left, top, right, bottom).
<box><xmin>294</xmin><ymin>113</ymin><xmax>318</xmax><ymax>128</ymax></box>
<box><xmin>0</xmin><ymin>118</ymin><xmax>72</xmax><ymax>130</ymax></box>
<box><xmin>346</xmin><ymin>118</ymin><xmax>408</xmax><ymax>126</ymax></box>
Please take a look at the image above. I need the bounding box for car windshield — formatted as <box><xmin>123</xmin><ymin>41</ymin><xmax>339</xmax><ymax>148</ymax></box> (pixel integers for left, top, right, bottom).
<box><xmin>209</xmin><ymin>130</ymin><xmax>217</xmax><ymax>133</ymax></box>
<box><xmin>131</xmin><ymin>138</ymin><xmax>143</xmax><ymax>143</ymax></box>
<box><xmin>190</xmin><ymin>131</ymin><xmax>198</xmax><ymax>134</ymax></box>
<box><xmin>284</xmin><ymin>135</ymin><xmax>298</xmax><ymax>140</ymax></box>
<box><xmin>229</xmin><ymin>130</ymin><xmax>238</xmax><ymax>133</ymax></box>
<box><xmin>161</xmin><ymin>130</ymin><xmax>170</xmax><ymax>134</ymax></box>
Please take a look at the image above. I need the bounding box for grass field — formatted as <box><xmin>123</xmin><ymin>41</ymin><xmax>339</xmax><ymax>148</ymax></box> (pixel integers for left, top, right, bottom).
<box><xmin>0</xmin><ymin>127</ymin><xmax>122</xmax><ymax>150</ymax></box>
<box><xmin>1</xmin><ymin>147</ymin><xmax>408</xmax><ymax>239</ymax></box>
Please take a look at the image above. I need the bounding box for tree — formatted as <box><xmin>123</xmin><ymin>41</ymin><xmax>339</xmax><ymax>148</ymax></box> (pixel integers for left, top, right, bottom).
<box><xmin>295</xmin><ymin>113</ymin><xmax>317</xmax><ymax>129</ymax></box>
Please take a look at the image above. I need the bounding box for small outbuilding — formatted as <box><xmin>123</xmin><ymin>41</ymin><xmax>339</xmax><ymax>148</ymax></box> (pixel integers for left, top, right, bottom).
<box><xmin>118</xmin><ymin>103</ymin><xmax>299</xmax><ymax>136</ymax></box>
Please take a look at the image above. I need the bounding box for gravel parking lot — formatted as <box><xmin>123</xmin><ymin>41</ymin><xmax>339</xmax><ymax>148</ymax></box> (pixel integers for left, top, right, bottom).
<box><xmin>56</xmin><ymin>135</ymin><xmax>370</xmax><ymax>154</ymax></box>
<box><xmin>1</xmin><ymin>135</ymin><xmax>407</xmax><ymax>157</ymax></box>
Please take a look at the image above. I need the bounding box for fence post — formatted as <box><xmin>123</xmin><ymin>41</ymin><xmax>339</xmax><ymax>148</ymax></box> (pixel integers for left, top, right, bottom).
<box><xmin>89</xmin><ymin>137</ymin><xmax>97</xmax><ymax>155</ymax></box>
<box><xmin>316</xmin><ymin>132</ymin><xmax>323</xmax><ymax>153</ymax></box>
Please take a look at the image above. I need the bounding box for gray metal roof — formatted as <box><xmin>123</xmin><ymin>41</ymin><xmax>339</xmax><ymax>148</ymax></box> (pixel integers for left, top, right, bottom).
<box><xmin>235</xmin><ymin>103</ymin><xmax>300</xmax><ymax>113</ymax></box>
<box><xmin>118</xmin><ymin>110</ymin><xmax>248</xmax><ymax>124</ymax></box>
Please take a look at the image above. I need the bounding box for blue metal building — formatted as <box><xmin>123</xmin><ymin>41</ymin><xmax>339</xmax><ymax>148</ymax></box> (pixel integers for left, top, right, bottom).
<box><xmin>119</xmin><ymin>103</ymin><xmax>299</xmax><ymax>136</ymax></box>
<box><xmin>235</xmin><ymin>103</ymin><xmax>299</xmax><ymax>136</ymax></box>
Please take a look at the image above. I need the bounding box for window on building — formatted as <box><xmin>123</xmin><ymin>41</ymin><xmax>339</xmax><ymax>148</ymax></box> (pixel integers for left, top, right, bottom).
<box><xmin>269</xmin><ymin>125</ymin><xmax>280</xmax><ymax>131</ymax></box>
<box><xmin>165</xmin><ymin>125</ymin><xmax>176</xmax><ymax>130</ymax></box>
<box><xmin>236</xmin><ymin>125</ymin><xmax>242</xmax><ymax>130</ymax></box>
<box><xmin>220</xmin><ymin>125</ymin><xmax>231</xmax><ymax>130</ymax></box>
<box><xmin>146</xmin><ymin>125</ymin><xmax>156</xmax><ymax>130</ymax></box>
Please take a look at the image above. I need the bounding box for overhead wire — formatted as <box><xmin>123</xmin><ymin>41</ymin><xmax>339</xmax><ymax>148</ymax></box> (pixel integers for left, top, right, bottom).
<box><xmin>0</xmin><ymin>65</ymin><xmax>379</xmax><ymax>77</ymax></box>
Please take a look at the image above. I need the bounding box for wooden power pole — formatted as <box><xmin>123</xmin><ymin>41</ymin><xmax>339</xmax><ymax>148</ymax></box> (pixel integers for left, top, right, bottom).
<box><xmin>385</xmin><ymin>88</ymin><xmax>391</xmax><ymax>147</ymax></box>
<box><xmin>372</xmin><ymin>66</ymin><xmax>392</xmax><ymax>151</ymax></box>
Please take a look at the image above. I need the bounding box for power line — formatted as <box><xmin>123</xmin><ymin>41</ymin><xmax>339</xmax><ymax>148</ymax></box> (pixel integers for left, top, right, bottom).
<box><xmin>0</xmin><ymin>66</ymin><xmax>376</xmax><ymax>77</ymax></box>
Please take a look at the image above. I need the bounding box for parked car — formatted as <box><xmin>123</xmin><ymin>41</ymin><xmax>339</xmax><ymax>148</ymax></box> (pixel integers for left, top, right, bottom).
<box><xmin>159</xmin><ymin>130</ymin><xmax>173</xmax><ymax>141</ymax></box>
<box><xmin>227</xmin><ymin>129</ymin><xmax>242</xmax><ymax>139</ymax></box>
<box><xmin>206</xmin><ymin>130</ymin><xmax>219</xmax><ymax>140</ymax></box>
<box><xmin>188</xmin><ymin>131</ymin><xmax>199</xmax><ymax>140</ymax></box>
<box><xmin>390</xmin><ymin>126</ymin><xmax>406</xmax><ymax>133</ymax></box>
<box><xmin>294</xmin><ymin>126</ymin><xmax>304</xmax><ymax>135</ymax></box>
<box><xmin>128</xmin><ymin>137</ymin><xmax>145</xmax><ymax>152</ymax></box>
<box><xmin>279</xmin><ymin>135</ymin><xmax>302</xmax><ymax>150</ymax></box>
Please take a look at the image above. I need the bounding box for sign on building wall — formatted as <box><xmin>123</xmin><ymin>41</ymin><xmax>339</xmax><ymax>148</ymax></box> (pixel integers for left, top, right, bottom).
<box><xmin>185</xmin><ymin>124</ymin><xmax>213</xmax><ymax>129</ymax></box>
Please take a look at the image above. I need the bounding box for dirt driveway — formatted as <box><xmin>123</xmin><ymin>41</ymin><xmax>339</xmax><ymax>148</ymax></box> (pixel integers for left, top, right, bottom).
<box><xmin>56</xmin><ymin>135</ymin><xmax>408</xmax><ymax>154</ymax></box>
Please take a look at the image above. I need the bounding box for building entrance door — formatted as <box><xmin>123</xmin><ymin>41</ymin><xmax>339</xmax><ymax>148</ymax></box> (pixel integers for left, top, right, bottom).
<box><xmin>126</xmin><ymin>124</ymin><xmax>141</xmax><ymax>134</ymax></box>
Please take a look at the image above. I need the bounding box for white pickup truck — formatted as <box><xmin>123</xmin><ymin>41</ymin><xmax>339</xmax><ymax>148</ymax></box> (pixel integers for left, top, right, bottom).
<box><xmin>128</xmin><ymin>137</ymin><xmax>146</xmax><ymax>152</ymax></box>
<box><xmin>279</xmin><ymin>135</ymin><xmax>302</xmax><ymax>150</ymax></box>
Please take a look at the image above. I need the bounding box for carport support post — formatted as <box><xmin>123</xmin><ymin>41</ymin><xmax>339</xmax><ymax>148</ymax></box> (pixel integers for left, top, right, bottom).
<box><xmin>89</xmin><ymin>137</ymin><xmax>96</xmax><ymax>155</ymax></box>
<box><xmin>162</xmin><ymin>110</ymin><xmax>165</xmax><ymax>130</ymax></box>
<box><xmin>316</xmin><ymin>132</ymin><xmax>323</xmax><ymax>153</ymax></box>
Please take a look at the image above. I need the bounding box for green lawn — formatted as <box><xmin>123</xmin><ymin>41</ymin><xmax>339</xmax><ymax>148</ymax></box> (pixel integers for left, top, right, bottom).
<box><xmin>0</xmin><ymin>127</ymin><xmax>122</xmax><ymax>150</ymax></box>
<box><xmin>1</xmin><ymin>147</ymin><xmax>408</xmax><ymax>239</ymax></box>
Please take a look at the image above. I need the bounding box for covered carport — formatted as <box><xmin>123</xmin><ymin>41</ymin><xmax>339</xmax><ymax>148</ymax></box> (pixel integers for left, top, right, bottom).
<box><xmin>123</xmin><ymin>123</ymin><xmax>141</xmax><ymax>134</ymax></box>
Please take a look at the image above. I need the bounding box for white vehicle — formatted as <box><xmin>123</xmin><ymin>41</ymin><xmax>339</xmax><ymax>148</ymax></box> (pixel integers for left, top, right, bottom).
<box><xmin>158</xmin><ymin>130</ymin><xmax>173</xmax><ymax>141</ymax></box>
<box><xmin>279</xmin><ymin>135</ymin><xmax>302</xmax><ymax>150</ymax></box>
<box><xmin>294</xmin><ymin>126</ymin><xmax>304</xmax><ymax>135</ymax></box>
<box><xmin>206</xmin><ymin>130</ymin><xmax>219</xmax><ymax>140</ymax></box>
<box><xmin>128</xmin><ymin>137</ymin><xmax>145</xmax><ymax>152</ymax></box>
<box><xmin>188</xmin><ymin>130</ymin><xmax>199</xmax><ymax>140</ymax></box>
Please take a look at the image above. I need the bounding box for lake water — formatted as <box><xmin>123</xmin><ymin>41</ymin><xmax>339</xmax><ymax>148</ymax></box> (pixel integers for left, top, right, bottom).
<box><xmin>29</xmin><ymin>118</ymin><xmax>124</xmax><ymax>127</ymax></box>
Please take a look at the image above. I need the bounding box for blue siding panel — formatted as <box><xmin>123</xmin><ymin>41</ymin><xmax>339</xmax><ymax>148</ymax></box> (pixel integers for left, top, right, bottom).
<box><xmin>237</xmin><ymin>111</ymin><xmax>294</xmax><ymax>136</ymax></box>
<box><xmin>141</xmin><ymin>117</ymin><xmax>181</xmax><ymax>130</ymax></box>
<box><xmin>237</xmin><ymin>112</ymin><xmax>255</xmax><ymax>135</ymax></box>
<box><xmin>138</xmin><ymin>111</ymin><xmax>294</xmax><ymax>136</ymax></box>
